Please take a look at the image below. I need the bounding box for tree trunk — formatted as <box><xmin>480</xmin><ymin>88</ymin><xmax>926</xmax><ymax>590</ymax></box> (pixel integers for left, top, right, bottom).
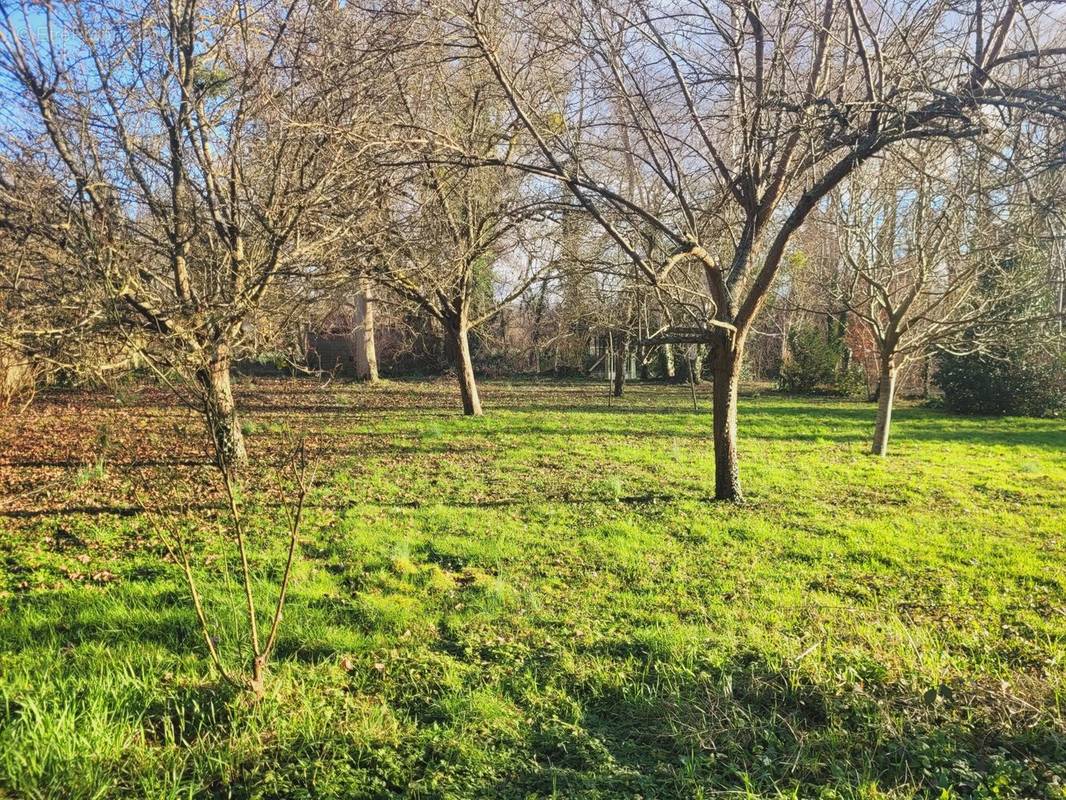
<box><xmin>197</xmin><ymin>346</ymin><xmax>248</xmax><ymax>472</ymax></box>
<box><xmin>711</xmin><ymin>336</ymin><xmax>743</xmax><ymax>502</ymax></box>
<box><xmin>449</xmin><ymin>322</ymin><xmax>482</xmax><ymax>416</ymax></box>
<box><xmin>871</xmin><ymin>356</ymin><xmax>897</xmax><ymax>456</ymax></box>
<box><xmin>830</xmin><ymin>310</ymin><xmax>850</xmax><ymax>371</ymax></box>
<box><xmin>692</xmin><ymin>345</ymin><xmax>705</xmax><ymax>385</ymax></box>
<box><xmin>612</xmin><ymin>336</ymin><xmax>627</xmax><ymax>397</ymax></box>
<box><xmin>663</xmin><ymin>343</ymin><xmax>676</xmax><ymax>380</ymax></box>
<box><xmin>778</xmin><ymin>313</ymin><xmax>792</xmax><ymax>377</ymax></box>
<box><xmin>357</xmin><ymin>278</ymin><xmax>379</xmax><ymax>383</ymax></box>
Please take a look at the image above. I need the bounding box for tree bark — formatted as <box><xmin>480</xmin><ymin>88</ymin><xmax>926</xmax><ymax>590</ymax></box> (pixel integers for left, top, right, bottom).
<box><xmin>357</xmin><ymin>278</ymin><xmax>379</xmax><ymax>383</ymax></box>
<box><xmin>197</xmin><ymin>346</ymin><xmax>248</xmax><ymax>472</ymax></box>
<box><xmin>871</xmin><ymin>356</ymin><xmax>897</xmax><ymax>456</ymax></box>
<box><xmin>449</xmin><ymin>322</ymin><xmax>483</xmax><ymax>416</ymax></box>
<box><xmin>711</xmin><ymin>335</ymin><xmax>743</xmax><ymax>502</ymax></box>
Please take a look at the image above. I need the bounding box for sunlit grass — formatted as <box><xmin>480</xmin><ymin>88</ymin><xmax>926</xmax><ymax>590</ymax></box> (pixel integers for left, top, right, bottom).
<box><xmin>0</xmin><ymin>380</ymin><xmax>1063</xmax><ymax>798</ymax></box>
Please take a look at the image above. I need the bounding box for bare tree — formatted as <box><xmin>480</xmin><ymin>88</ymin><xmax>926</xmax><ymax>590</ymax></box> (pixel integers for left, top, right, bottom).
<box><xmin>0</xmin><ymin>155</ymin><xmax>98</xmax><ymax>402</ymax></box>
<box><xmin>152</xmin><ymin>442</ymin><xmax>314</xmax><ymax>699</ymax></box>
<box><xmin>455</xmin><ymin>0</ymin><xmax>1066</xmax><ymax>499</ymax></box>
<box><xmin>835</xmin><ymin>141</ymin><xmax>1064</xmax><ymax>455</ymax></box>
<box><xmin>362</xmin><ymin>48</ymin><xmax>561</xmax><ymax>415</ymax></box>
<box><xmin>0</xmin><ymin>0</ymin><xmax>382</xmax><ymax>468</ymax></box>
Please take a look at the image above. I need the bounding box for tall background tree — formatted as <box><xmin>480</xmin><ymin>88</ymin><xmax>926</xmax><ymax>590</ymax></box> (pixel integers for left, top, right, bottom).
<box><xmin>360</xmin><ymin>39</ymin><xmax>561</xmax><ymax>415</ymax></box>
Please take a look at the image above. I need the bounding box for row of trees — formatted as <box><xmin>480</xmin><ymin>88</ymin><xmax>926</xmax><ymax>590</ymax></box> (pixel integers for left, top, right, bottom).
<box><xmin>2</xmin><ymin>0</ymin><xmax>1065</xmax><ymax>499</ymax></box>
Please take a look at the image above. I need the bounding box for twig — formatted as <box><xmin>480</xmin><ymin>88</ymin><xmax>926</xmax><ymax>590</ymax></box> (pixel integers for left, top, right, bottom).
<box><xmin>262</xmin><ymin>441</ymin><xmax>315</xmax><ymax>661</ymax></box>
<box><xmin>139</xmin><ymin>498</ymin><xmax>239</xmax><ymax>688</ymax></box>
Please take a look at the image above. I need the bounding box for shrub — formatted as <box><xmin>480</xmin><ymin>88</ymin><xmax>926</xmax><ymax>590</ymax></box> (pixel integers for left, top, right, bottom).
<box><xmin>779</xmin><ymin>327</ymin><xmax>845</xmax><ymax>394</ymax></box>
<box><xmin>936</xmin><ymin>347</ymin><xmax>1065</xmax><ymax>417</ymax></box>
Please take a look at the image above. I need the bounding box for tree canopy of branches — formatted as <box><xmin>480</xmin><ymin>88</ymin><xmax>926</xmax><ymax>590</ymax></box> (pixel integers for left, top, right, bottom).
<box><xmin>0</xmin><ymin>0</ymin><xmax>387</xmax><ymax>468</ymax></box>
<box><xmin>1</xmin><ymin>0</ymin><xmax>1064</xmax><ymax>500</ymax></box>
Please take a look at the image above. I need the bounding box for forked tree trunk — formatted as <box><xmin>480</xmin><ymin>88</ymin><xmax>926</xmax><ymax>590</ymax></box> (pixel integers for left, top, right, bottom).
<box><xmin>197</xmin><ymin>346</ymin><xmax>248</xmax><ymax>472</ymax></box>
<box><xmin>871</xmin><ymin>356</ymin><xmax>897</xmax><ymax>456</ymax></box>
<box><xmin>711</xmin><ymin>335</ymin><xmax>743</xmax><ymax>502</ymax></box>
<box><xmin>449</xmin><ymin>322</ymin><xmax>483</xmax><ymax>416</ymax></box>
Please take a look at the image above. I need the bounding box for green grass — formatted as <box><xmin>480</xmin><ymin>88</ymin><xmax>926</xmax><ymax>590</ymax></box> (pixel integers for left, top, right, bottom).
<box><xmin>0</xmin><ymin>380</ymin><xmax>1064</xmax><ymax>799</ymax></box>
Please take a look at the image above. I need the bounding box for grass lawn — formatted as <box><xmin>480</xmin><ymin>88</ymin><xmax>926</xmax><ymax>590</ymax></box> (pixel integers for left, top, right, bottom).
<box><xmin>0</xmin><ymin>378</ymin><xmax>1063</xmax><ymax>799</ymax></box>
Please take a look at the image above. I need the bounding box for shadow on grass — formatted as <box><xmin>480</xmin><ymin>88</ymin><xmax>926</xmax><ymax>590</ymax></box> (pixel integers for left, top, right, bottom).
<box><xmin>3</xmin><ymin>577</ymin><xmax>1063</xmax><ymax>798</ymax></box>
<box><xmin>745</xmin><ymin>405</ymin><xmax>1066</xmax><ymax>450</ymax></box>
<box><xmin>0</xmin><ymin>588</ymin><xmax>200</xmax><ymax>655</ymax></box>
<box><xmin>0</xmin><ymin>493</ymin><xmax>708</xmax><ymax>519</ymax></box>
<box><xmin>142</xmin><ymin>679</ymin><xmax>242</xmax><ymax>748</ymax></box>
<box><xmin>499</xmin><ymin>651</ymin><xmax>1066</xmax><ymax>798</ymax></box>
<box><xmin>0</xmin><ymin>459</ymin><xmax>211</xmax><ymax>469</ymax></box>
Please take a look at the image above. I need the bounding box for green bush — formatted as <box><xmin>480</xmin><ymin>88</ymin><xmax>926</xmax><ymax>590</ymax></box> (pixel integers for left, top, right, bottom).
<box><xmin>936</xmin><ymin>347</ymin><xmax>1065</xmax><ymax>417</ymax></box>
<box><xmin>835</xmin><ymin>364</ymin><xmax>869</xmax><ymax>398</ymax></box>
<box><xmin>779</xmin><ymin>327</ymin><xmax>854</xmax><ymax>395</ymax></box>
